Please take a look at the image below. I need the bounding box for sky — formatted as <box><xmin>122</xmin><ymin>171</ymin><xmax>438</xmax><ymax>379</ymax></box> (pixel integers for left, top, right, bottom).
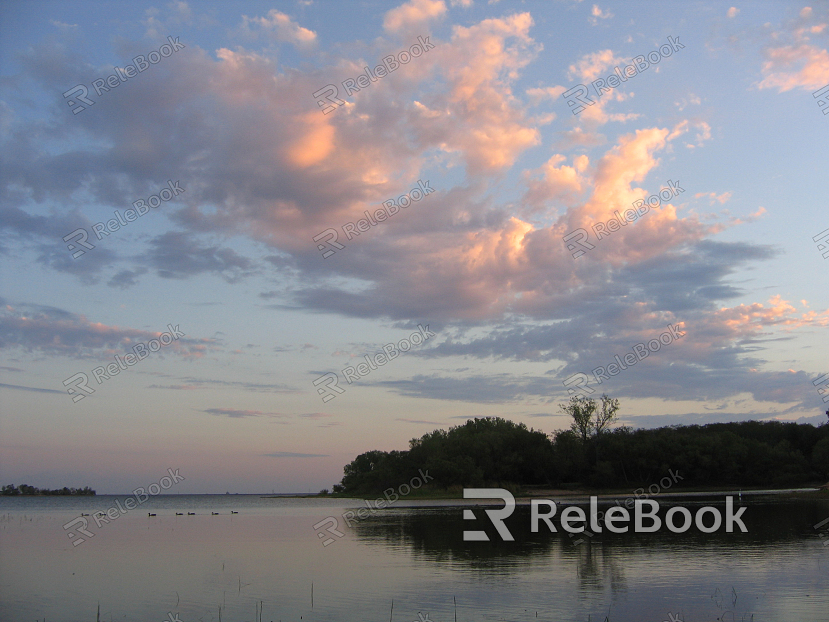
<box><xmin>0</xmin><ymin>0</ymin><xmax>827</xmax><ymax>494</ymax></box>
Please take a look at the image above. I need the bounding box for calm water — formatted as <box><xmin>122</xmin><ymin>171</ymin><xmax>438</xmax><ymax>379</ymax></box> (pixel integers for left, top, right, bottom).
<box><xmin>1</xmin><ymin>492</ymin><xmax>828</xmax><ymax>621</ymax></box>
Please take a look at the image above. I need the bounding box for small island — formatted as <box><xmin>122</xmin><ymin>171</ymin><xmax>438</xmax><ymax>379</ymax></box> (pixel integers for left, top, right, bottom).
<box><xmin>1</xmin><ymin>484</ymin><xmax>96</xmax><ymax>496</ymax></box>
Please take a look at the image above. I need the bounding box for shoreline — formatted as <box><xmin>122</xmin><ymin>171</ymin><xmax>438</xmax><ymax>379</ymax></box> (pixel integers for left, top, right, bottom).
<box><xmin>265</xmin><ymin>486</ymin><xmax>829</xmax><ymax>502</ymax></box>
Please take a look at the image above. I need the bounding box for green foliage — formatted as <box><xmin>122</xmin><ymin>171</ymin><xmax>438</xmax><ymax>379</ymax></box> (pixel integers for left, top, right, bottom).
<box><xmin>333</xmin><ymin>405</ymin><xmax>829</xmax><ymax>494</ymax></box>
<box><xmin>812</xmin><ymin>437</ymin><xmax>829</xmax><ymax>479</ymax></box>
<box><xmin>338</xmin><ymin>417</ymin><xmax>553</xmax><ymax>493</ymax></box>
<box><xmin>562</xmin><ymin>395</ymin><xmax>596</xmax><ymax>442</ymax></box>
<box><xmin>0</xmin><ymin>484</ymin><xmax>96</xmax><ymax>495</ymax></box>
<box><xmin>552</xmin><ymin>419</ymin><xmax>829</xmax><ymax>488</ymax></box>
<box><xmin>560</xmin><ymin>394</ymin><xmax>619</xmax><ymax>442</ymax></box>
<box><xmin>594</xmin><ymin>395</ymin><xmax>619</xmax><ymax>437</ymax></box>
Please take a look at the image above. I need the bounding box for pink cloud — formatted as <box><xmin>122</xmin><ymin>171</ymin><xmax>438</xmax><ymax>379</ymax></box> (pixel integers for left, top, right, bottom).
<box><xmin>384</xmin><ymin>0</ymin><xmax>447</xmax><ymax>32</ymax></box>
<box><xmin>757</xmin><ymin>6</ymin><xmax>829</xmax><ymax>91</ymax></box>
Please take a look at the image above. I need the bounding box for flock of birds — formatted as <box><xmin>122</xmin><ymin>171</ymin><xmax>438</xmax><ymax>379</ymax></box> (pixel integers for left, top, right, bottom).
<box><xmin>144</xmin><ymin>510</ymin><xmax>239</xmax><ymax>516</ymax></box>
<box><xmin>76</xmin><ymin>511</ymin><xmax>239</xmax><ymax>517</ymax></box>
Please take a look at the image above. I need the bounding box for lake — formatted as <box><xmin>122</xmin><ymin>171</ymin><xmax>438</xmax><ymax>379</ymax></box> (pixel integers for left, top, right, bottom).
<box><xmin>1</xmin><ymin>491</ymin><xmax>827</xmax><ymax>621</ymax></box>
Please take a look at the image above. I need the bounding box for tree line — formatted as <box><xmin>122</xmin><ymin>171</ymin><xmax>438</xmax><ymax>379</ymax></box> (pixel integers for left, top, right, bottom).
<box><xmin>332</xmin><ymin>397</ymin><xmax>829</xmax><ymax>494</ymax></box>
<box><xmin>1</xmin><ymin>484</ymin><xmax>96</xmax><ymax>496</ymax></box>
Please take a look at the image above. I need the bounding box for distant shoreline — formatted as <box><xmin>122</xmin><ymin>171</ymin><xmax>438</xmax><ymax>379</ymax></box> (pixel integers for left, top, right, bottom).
<box><xmin>1</xmin><ymin>484</ymin><xmax>96</xmax><ymax>496</ymax></box>
<box><xmin>264</xmin><ymin>485</ymin><xmax>829</xmax><ymax>501</ymax></box>
<box><xmin>2</xmin><ymin>487</ymin><xmax>823</xmax><ymax>500</ymax></box>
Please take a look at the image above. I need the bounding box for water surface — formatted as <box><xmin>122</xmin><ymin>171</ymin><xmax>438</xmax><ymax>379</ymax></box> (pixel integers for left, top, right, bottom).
<box><xmin>1</xmin><ymin>493</ymin><xmax>827</xmax><ymax>621</ymax></box>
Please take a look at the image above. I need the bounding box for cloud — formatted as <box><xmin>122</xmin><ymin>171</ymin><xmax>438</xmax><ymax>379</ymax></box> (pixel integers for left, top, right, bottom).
<box><xmin>384</xmin><ymin>0</ymin><xmax>447</xmax><ymax>32</ymax></box>
<box><xmin>758</xmin><ymin>45</ymin><xmax>829</xmax><ymax>91</ymax></box>
<box><xmin>521</xmin><ymin>154</ymin><xmax>587</xmax><ymax>211</ymax></box>
<box><xmin>146</xmin><ymin>232</ymin><xmax>257</xmax><ymax>283</ymax></box>
<box><xmin>0</xmin><ymin>382</ymin><xmax>65</xmax><ymax>395</ymax></box>
<box><xmin>674</xmin><ymin>94</ymin><xmax>701</xmax><ymax>111</ymax></box>
<box><xmin>0</xmin><ymin>202</ymin><xmax>120</xmax><ymax>285</ymax></box>
<box><xmin>5</xmin><ymin>8</ymin><xmax>827</xmax><ymax>414</ymax></box>
<box><xmin>239</xmin><ymin>9</ymin><xmax>317</xmax><ymax>48</ymax></box>
<box><xmin>568</xmin><ymin>49</ymin><xmax>626</xmax><ymax>83</ymax></box>
<box><xmin>0</xmin><ymin>302</ymin><xmax>217</xmax><ymax>359</ymax></box>
<box><xmin>727</xmin><ymin>7</ymin><xmax>739</xmax><ymax>19</ymax></box>
<box><xmin>526</xmin><ymin>85</ymin><xmax>567</xmax><ymax>105</ymax></box>
<box><xmin>694</xmin><ymin>191</ymin><xmax>733</xmax><ymax>205</ymax></box>
<box><xmin>377</xmin><ymin>373</ymin><xmax>554</xmax><ymax>403</ymax></box>
<box><xmin>49</xmin><ymin>20</ymin><xmax>78</xmax><ymax>31</ymax></box>
<box><xmin>108</xmin><ymin>268</ymin><xmax>149</xmax><ymax>289</ymax></box>
<box><xmin>148</xmin><ymin>375</ymin><xmax>297</xmax><ymax>393</ymax></box>
<box><xmin>6</xmin><ymin>10</ymin><xmax>544</xmax><ymax>278</ymax></box>
<box><xmin>262</xmin><ymin>451</ymin><xmax>329</xmax><ymax>458</ymax></box>
<box><xmin>589</xmin><ymin>5</ymin><xmax>614</xmax><ymax>26</ymax></box>
<box><xmin>619</xmin><ymin>408</ymin><xmax>828</xmax><ymax>428</ymax></box>
<box><xmin>143</xmin><ymin>1</ymin><xmax>214</xmax><ymax>39</ymax></box>
<box><xmin>202</xmin><ymin>408</ymin><xmax>289</xmax><ymax>419</ymax></box>
<box><xmin>403</xmin><ymin>12</ymin><xmax>542</xmax><ymax>173</ymax></box>
<box><xmin>395</xmin><ymin>417</ymin><xmax>444</xmax><ymax>424</ymax></box>
<box><xmin>298</xmin><ymin>412</ymin><xmax>334</xmax><ymax>419</ymax></box>
<box><xmin>757</xmin><ymin>5</ymin><xmax>829</xmax><ymax>91</ymax></box>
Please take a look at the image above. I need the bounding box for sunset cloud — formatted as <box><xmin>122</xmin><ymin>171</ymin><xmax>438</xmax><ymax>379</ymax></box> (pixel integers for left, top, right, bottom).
<box><xmin>2</xmin><ymin>0</ymin><xmax>827</xmax><ymax>493</ymax></box>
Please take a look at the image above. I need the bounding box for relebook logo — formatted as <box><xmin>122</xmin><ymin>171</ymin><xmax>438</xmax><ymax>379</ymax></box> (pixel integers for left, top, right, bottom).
<box><xmin>462</xmin><ymin>488</ymin><xmax>748</xmax><ymax>541</ymax></box>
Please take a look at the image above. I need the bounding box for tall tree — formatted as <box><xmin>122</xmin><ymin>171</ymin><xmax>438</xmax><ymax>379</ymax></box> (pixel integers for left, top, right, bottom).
<box><xmin>560</xmin><ymin>395</ymin><xmax>597</xmax><ymax>443</ymax></box>
<box><xmin>594</xmin><ymin>394</ymin><xmax>620</xmax><ymax>438</ymax></box>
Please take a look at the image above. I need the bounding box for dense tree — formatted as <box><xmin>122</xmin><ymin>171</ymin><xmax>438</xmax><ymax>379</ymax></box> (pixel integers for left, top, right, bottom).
<box><xmin>333</xmin><ymin>403</ymin><xmax>829</xmax><ymax>494</ymax></box>
<box><xmin>560</xmin><ymin>394</ymin><xmax>619</xmax><ymax>442</ymax></box>
<box><xmin>594</xmin><ymin>395</ymin><xmax>619</xmax><ymax>438</ymax></box>
<box><xmin>0</xmin><ymin>484</ymin><xmax>96</xmax><ymax>495</ymax></box>
<box><xmin>561</xmin><ymin>396</ymin><xmax>596</xmax><ymax>443</ymax></box>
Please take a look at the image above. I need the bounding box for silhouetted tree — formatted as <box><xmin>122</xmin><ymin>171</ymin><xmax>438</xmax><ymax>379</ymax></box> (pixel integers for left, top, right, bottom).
<box><xmin>332</xmin><ymin>409</ymin><xmax>829</xmax><ymax>493</ymax></box>
<box><xmin>561</xmin><ymin>396</ymin><xmax>596</xmax><ymax>443</ymax></box>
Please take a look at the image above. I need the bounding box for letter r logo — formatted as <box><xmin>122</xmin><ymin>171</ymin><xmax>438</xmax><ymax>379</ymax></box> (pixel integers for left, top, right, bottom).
<box><xmin>313</xmin><ymin>228</ymin><xmax>345</xmax><ymax>258</ymax></box>
<box><xmin>562</xmin><ymin>228</ymin><xmax>595</xmax><ymax>259</ymax></box>
<box><xmin>63</xmin><ymin>84</ymin><xmax>95</xmax><ymax>114</ymax></box>
<box><xmin>313</xmin><ymin>372</ymin><xmax>344</xmax><ymax>403</ymax></box>
<box><xmin>313</xmin><ymin>516</ymin><xmax>345</xmax><ymax>546</ymax></box>
<box><xmin>463</xmin><ymin>488</ymin><xmax>515</xmax><ymax>541</ymax></box>
<box><xmin>562</xmin><ymin>84</ymin><xmax>595</xmax><ymax>115</ymax></box>
<box><xmin>63</xmin><ymin>372</ymin><xmax>95</xmax><ymax>402</ymax></box>
<box><xmin>813</xmin><ymin>84</ymin><xmax>829</xmax><ymax>115</ymax></box>
<box><xmin>63</xmin><ymin>228</ymin><xmax>95</xmax><ymax>258</ymax></box>
<box><xmin>312</xmin><ymin>84</ymin><xmax>345</xmax><ymax>114</ymax></box>
<box><xmin>63</xmin><ymin>516</ymin><xmax>95</xmax><ymax>546</ymax></box>
<box><xmin>563</xmin><ymin>372</ymin><xmax>594</xmax><ymax>396</ymax></box>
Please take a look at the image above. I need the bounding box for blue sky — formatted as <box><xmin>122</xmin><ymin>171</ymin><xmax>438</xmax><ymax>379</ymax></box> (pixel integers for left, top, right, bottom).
<box><xmin>1</xmin><ymin>0</ymin><xmax>828</xmax><ymax>493</ymax></box>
